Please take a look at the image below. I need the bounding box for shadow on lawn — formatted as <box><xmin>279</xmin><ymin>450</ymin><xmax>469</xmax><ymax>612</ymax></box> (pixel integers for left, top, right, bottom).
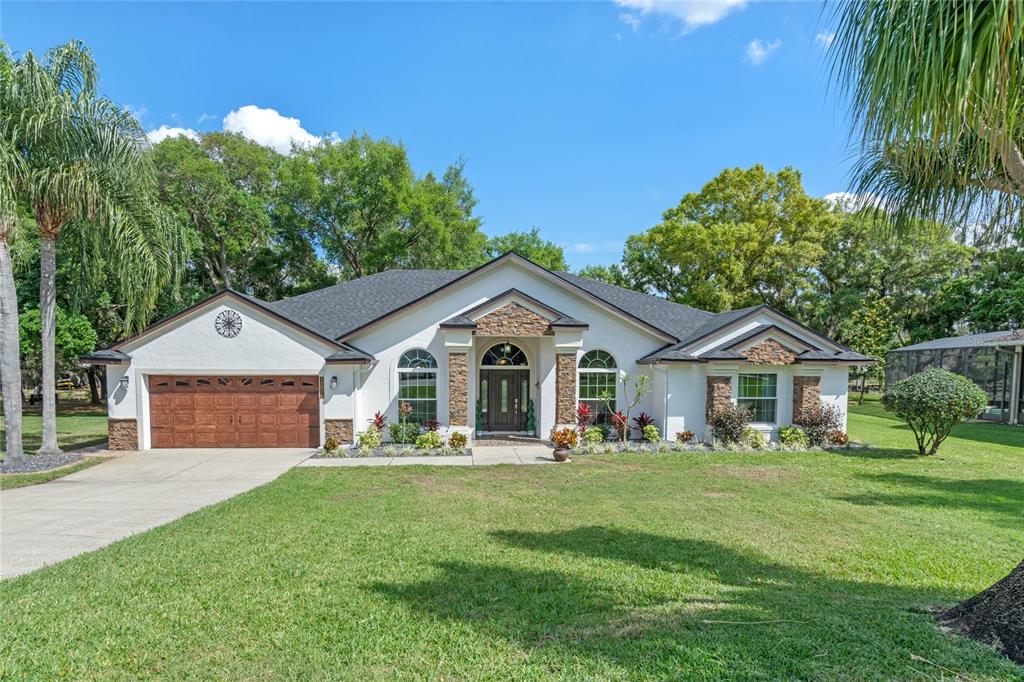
<box><xmin>837</xmin><ymin>473</ymin><xmax>1024</xmax><ymax>528</ymax></box>
<box><xmin>370</xmin><ymin>526</ymin><xmax>1005</xmax><ymax>678</ymax></box>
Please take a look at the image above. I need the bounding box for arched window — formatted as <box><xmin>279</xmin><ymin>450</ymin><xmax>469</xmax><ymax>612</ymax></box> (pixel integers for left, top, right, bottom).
<box><xmin>482</xmin><ymin>343</ymin><xmax>528</xmax><ymax>367</ymax></box>
<box><xmin>578</xmin><ymin>350</ymin><xmax>617</xmax><ymax>423</ymax></box>
<box><xmin>398</xmin><ymin>349</ymin><xmax>437</xmax><ymax>424</ymax></box>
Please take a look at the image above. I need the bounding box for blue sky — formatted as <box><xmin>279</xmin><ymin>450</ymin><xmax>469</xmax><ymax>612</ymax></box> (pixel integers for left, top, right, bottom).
<box><xmin>1</xmin><ymin>1</ymin><xmax>855</xmax><ymax>269</ymax></box>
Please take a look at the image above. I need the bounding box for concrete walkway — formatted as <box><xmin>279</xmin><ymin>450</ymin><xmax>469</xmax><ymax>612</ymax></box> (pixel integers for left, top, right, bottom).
<box><xmin>0</xmin><ymin>448</ymin><xmax>310</xmax><ymax>580</ymax></box>
<box><xmin>299</xmin><ymin>445</ymin><xmax>556</xmax><ymax>467</ymax></box>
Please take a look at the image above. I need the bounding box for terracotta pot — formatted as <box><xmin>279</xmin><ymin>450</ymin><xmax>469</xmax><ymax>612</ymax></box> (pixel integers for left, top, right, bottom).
<box><xmin>553</xmin><ymin>449</ymin><xmax>570</xmax><ymax>462</ymax></box>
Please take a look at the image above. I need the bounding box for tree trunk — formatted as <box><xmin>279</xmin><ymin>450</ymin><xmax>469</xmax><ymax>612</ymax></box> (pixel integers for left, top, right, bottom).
<box><xmin>939</xmin><ymin>560</ymin><xmax>1024</xmax><ymax>664</ymax></box>
<box><xmin>0</xmin><ymin>234</ymin><xmax>25</xmax><ymax>464</ymax></box>
<box><xmin>859</xmin><ymin>372</ymin><xmax>867</xmax><ymax>405</ymax></box>
<box><xmin>37</xmin><ymin>233</ymin><xmax>61</xmax><ymax>454</ymax></box>
<box><xmin>87</xmin><ymin>366</ymin><xmax>101</xmax><ymax>405</ymax></box>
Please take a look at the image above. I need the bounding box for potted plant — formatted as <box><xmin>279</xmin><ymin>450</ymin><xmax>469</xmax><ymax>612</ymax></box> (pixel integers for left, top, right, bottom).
<box><xmin>551</xmin><ymin>427</ymin><xmax>577</xmax><ymax>462</ymax></box>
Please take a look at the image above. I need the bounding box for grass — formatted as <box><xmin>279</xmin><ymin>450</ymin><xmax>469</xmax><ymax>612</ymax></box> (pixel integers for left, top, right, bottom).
<box><xmin>0</xmin><ymin>456</ymin><xmax>110</xmax><ymax>489</ymax></box>
<box><xmin>0</xmin><ymin>397</ymin><xmax>108</xmax><ymax>458</ymax></box>
<box><xmin>0</xmin><ymin>404</ymin><xmax>1022</xmax><ymax>679</ymax></box>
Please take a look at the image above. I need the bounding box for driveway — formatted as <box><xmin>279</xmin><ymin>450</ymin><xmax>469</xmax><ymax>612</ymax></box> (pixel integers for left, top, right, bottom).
<box><xmin>0</xmin><ymin>449</ymin><xmax>310</xmax><ymax>580</ymax></box>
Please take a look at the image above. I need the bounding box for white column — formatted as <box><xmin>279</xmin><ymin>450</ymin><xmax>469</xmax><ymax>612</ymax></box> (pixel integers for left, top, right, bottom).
<box><xmin>1010</xmin><ymin>347</ymin><xmax>1022</xmax><ymax>425</ymax></box>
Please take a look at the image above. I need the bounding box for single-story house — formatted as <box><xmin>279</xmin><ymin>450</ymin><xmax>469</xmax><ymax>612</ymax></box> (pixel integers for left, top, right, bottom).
<box><xmin>887</xmin><ymin>330</ymin><xmax>1024</xmax><ymax>425</ymax></box>
<box><xmin>81</xmin><ymin>252</ymin><xmax>871</xmax><ymax>450</ymax></box>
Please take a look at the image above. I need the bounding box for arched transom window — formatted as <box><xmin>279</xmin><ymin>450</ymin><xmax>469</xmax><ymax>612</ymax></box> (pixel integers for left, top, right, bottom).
<box><xmin>578</xmin><ymin>350</ymin><xmax>617</xmax><ymax>423</ymax></box>
<box><xmin>482</xmin><ymin>343</ymin><xmax>528</xmax><ymax>367</ymax></box>
<box><xmin>398</xmin><ymin>349</ymin><xmax>437</xmax><ymax>424</ymax></box>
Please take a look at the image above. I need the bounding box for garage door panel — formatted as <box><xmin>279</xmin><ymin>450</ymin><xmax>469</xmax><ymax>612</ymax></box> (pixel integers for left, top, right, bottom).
<box><xmin>149</xmin><ymin>375</ymin><xmax>319</xmax><ymax>448</ymax></box>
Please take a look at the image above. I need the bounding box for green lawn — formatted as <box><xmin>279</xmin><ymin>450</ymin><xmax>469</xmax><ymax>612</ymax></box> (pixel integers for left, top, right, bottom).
<box><xmin>0</xmin><ymin>456</ymin><xmax>110</xmax><ymax>489</ymax></box>
<box><xmin>1</xmin><ymin>404</ymin><xmax>1022</xmax><ymax>680</ymax></box>
<box><xmin>0</xmin><ymin>398</ymin><xmax>108</xmax><ymax>457</ymax></box>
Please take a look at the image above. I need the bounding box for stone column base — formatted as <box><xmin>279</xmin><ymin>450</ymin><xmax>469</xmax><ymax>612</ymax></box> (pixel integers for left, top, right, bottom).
<box><xmin>108</xmin><ymin>418</ymin><xmax>138</xmax><ymax>450</ymax></box>
<box><xmin>325</xmin><ymin>418</ymin><xmax>354</xmax><ymax>445</ymax></box>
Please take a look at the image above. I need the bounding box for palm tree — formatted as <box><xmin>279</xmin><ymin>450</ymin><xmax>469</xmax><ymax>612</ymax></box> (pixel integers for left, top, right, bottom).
<box><xmin>2</xmin><ymin>40</ymin><xmax>181</xmax><ymax>456</ymax></box>
<box><xmin>829</xmin><ymin>1</ymin><xmax>1024</xmax><ymax>234</ymax></box>
<box><xmin>829</xmin><ymin>0</ymin><xmax>1024</xmax><ymax>660</ymax></box>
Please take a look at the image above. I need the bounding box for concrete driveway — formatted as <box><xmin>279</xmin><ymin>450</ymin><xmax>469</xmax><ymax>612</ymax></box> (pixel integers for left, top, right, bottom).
<box><xmin>0</xmin><ymin>448</ymin><xmax>310</xmax><ymax>580</ymax></box>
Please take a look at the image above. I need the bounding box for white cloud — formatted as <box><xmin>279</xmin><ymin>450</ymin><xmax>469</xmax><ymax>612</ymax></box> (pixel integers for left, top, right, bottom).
<box><xmin>222</xmin><ymin>105</ymin><xmax>320</xmax><ymax>154</ymax></box>
<box><xmin>197</xmin><ymin>112</ymin><xmax>218</xmax><ymax>124</ymax></box>
<box><xmin>746</xmin><ymin>38</ymin><xmax>781</xmax><ymax>64</ymax></box>
<box><xmin>615</xmin><ymin>0</ymin><xmax>747</xmax><ymax>34</ymax></box>
<box><xmin>565</xmin><ymin>241</ymin><xmax>622</xmax><ymax>255</ymax></box>
<box><xmin>146</xmin><ymin>125</ymin><xmax>200</xmax><ymax>144</ymax></box>
<box><xmin>815</xmin><ymin>32</ymin><xmax>835</xmax><ymax>48</ymax></box>
<box><xmin>619</xmin><ymin>12</ymin><xmax>642</xmax><ymax>31</ymax></box>
<box><xmin>824</xmin><ymin>191</ymin><xmax>885</xmax><ymax>212</ymax></box>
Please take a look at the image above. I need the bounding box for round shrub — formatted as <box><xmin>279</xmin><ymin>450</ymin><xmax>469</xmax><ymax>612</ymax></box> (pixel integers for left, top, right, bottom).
<box><xmin>447</xmin><ymin>431</ymin><xmax>468</xmax><ymax>450</ymax></box>
<box><xmin>709</xmin><ymin>404</ymin><xmax>752</xmax><ymax>444</ymax></box>
<box><xmin>741</xmin><ymin>427</ymin><xmax>767</xmax><ymax>449</ymax></box>
<box><xmin>795</xmin><ymin>403</ymin><xmax>844</xmax><ymax>447</ymax></box>
<box><xmin>415</xmin><ymin>430</ymin><xmax>443</xmax><ymax>449</ymax></box>
<box><xmin>642</xmin><ymin>424</ymin><xmax>660</xmax><ymax>443</ymax></box>
<box><xmin>778</xmin><ymin>425</ymin><xmax>810</xmax><ymax>448</ymax></box>
<box><xmin>882</xmin><ymin>368</ymin><xmax>987</xmax><ymax>456</ymax></box>
<box><xmin>583</xmin><ymin>426</ymin><xmax>604</xmax><ymax>444</ymax></box>
<box><xmin>389</xmin><ymin>422</ymin><xmax>420</xmax><ymax>445</ymax></box>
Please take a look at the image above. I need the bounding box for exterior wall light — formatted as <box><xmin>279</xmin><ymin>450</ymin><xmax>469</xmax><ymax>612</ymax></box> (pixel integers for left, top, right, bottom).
<box><xmin>329</xmin><ymin>376</ymin><xmax>337</xmax><ymax>390</ymax></box>
<box><xmin>119</xmin><ymin>375</ymin><xmax>130</xmax><ymax>389</ymax></box>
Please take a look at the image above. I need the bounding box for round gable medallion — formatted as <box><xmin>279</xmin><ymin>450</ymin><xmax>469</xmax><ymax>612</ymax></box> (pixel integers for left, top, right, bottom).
<box><xmin>215</xmin><ymin>310</ymin><xmax>243</xmax><ymax>338</ymax></box>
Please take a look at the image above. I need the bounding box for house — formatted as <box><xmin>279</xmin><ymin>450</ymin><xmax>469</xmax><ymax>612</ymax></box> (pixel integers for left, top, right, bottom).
<box><xmin>887</xmin><ymin>330</ymin><xmax>1024</xmax><ymax>425</ymax></box>
<box><xmin>80</xmin><ymin>253</ymin><xmax>871</xmax><ymax>449</ymax></box>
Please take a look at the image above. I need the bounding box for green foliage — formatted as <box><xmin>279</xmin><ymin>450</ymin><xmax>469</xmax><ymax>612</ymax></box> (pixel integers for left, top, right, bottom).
<box><xmin>526</xmin><ymin>399</ymin><xmax>535</xmax><ymax>432</ymax></box>
<box><xmin>487</xmin><ymin>228</ymin><xmax>567</xmax><ymax>271</ymax></box>
<box><xmin>582</xmin><ymin>426</ymin><xmax>604</xmax><ymax>444</ymax></box>
<box><xmin>741</xmin><ymin>427</ymin><xmax>767</xmax><ymax>449</ymax></box>
<box><xmin>18</xmin><ymin>307</ymin><xmax>96</xmax><ymax>383</ymax></box>
<box><xmin>475</xmin><ymin>400</ymin><xmax>483</xmax><ymax>433</ymax></box>
<box><xmin>389</xmin><ymin>422</ymin><xmax>419</xmax><ymax>445</ymax></box>
<box><xmin>675</xmin><ymin>430</ymin><xmax>694</xmax><ymax>444</ymax></box>
<box><xmin>415</xmin><ymin>431</ymin><xmax>443</xmax><ymax>449</ymax></box>
<box><xmin>358</xmin><ymin>426</ymin><xmax>382</xmax><ymax>452</ymax></box>
<box><xmin>447</xmin><ymin>431</ymin><xmax>467</xmax><ymax>450</ymax></box>
<box><xmin>709</xmin><ymin>404</ymin><xmax>752</xmax><ymax>445</ymax></box>
<box><xmin>278</xmin><ymin>135</ymin><xmax>488</xmax><ymax>280</ymax></box>
<box><xmin>795</xmin><ymin>403</ymin><xmax>845</xmax><ymax>448</ymax></box>
<box><xmin>642</xmin><ymin>424</ymin><xmax>660</xmax><ymax>443</ymax></box>
<box><xmin>575</xmin><ymin>264</ymin><xmax>626</xmax><ymax>287</ymax></box>
<box><xmin>882</xmin><ymin>368</ymin><xmax>988</xmax><ymax>456</ymax></box>
<box><xmin>778</xmin><ymin>426</ymin><xmax>810</xmax><ymax>448</ymax></box>
<box><xmin>619</xmin><ymin>165</ymin><xmax>836</xmax><ymax>314</ymax></box>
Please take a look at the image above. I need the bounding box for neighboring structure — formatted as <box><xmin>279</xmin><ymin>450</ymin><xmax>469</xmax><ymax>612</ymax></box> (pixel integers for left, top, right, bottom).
<box><xmin>887</xmin><ymin>330</ymin><xmax>1024</xmax><ymax>425</ymax></box>
<box><xmin>81</xmin><ymin>253</ymin><xmax>870</xmax><ymax>450</ymax></box>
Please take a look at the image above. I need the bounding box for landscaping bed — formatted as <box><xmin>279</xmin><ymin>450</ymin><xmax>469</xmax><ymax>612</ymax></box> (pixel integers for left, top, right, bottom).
<box><xmin>0</xmin><ymin>455</ymin><xmax>109</xmax><ymax>489</ymax></box>
<box><xmin>311</xmin><ymin>445</ymin><xmax>473</xmax><ymax>458</ymax></box>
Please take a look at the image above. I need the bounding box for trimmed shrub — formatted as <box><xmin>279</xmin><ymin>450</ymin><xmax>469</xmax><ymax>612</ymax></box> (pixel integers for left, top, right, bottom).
<box><xmin>448</xmin><ymin>431</ymin><xmax>468</xmax><ymax>450</ymax></box>
<box><xmin>882</xmin><ymin>368</ymin><xmax>987</xmax><ymax>456</ymax></box>
<box><xmin>389</xmin><ymin>422</ymin><xmax>419</xmax><ymax>445</ymax></box>
<box><xmin>795</xmin><ymin>403</ymin><xmax>844</xmax><ymax>447</ymax></box>
<box><xmin>778</xmin><ymin>425</ymin><xmax>810</xmax><ymax>448</ymax></box>
<box><xmin>582</xmin><ymin>426</ymin><xmax>604</xmax><ymax>444</ymax></box>
<box><xmin>829</xmin><ymin>430</ymin><xmax>849</xmax><ymax>446</ymax></box>
<box><xmin>415</xmin><ymin>431</ymin><xmax>443</xmax><ymax>449</ymax></box>
<box><xmin>676</xmin><ymin>430</ymin><xmax>694</xmax><ymax>443</ymax></box>
<box><xmin>323</xmin><ymin>436</ymin><xmax>340</xmax><ymax>453</ymax></box>
<box><xmin>642</xmin><ymin>424</ymin><xmax>660</xmax><ymax>443</ymax></box>
<box><xmin>358</xmin><ymin>426</ymin><xmax>382</xmax><ymax>452</ymax></box>
<box><xmin>709</xmin><ymin>404</ymin><xmax>752</xmax><ymax>444</ymax></box>
<box><xmin>741</xmin><ymin>427</ymin><xmax>767</xmax><ymax>449</ymax></box>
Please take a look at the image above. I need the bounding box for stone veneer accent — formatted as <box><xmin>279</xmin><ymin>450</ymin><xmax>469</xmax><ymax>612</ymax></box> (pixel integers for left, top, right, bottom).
<box><xmin>705</xmin><ymin>376</ymin><xmax>732</xmax><ymax>424</ymax></box>
<box><xmin>325</xmin><ymin>419</ymin><xmax>353</xmax><ymax>445</ymax></box>
<box><xmin>107</xmin><ymin>418</ymin><xmax>138</xmax><ymax>450</ymax></box>
<box><xmin>742</xmin><ymin>338</ymin><xmax>798</xmax><ymax>365</ymax></box>
<box><xmin>792</xmin><ymin>376</ymin><xmax>822</xmax><ymax>422</ymax></box>
<box><xmin>475</xmin><ymin>302</ymin><xmax>552</xmax><ymax>337</ymax></box>
<box><xmin>448</xmin><ymin>352</ymin><xmax>468</xmax><ymax>426</ymax></box>
<box><xmin>555</xmin><ymin>353</ymin><xmax>577</xmax><ymax>424</ymax></box>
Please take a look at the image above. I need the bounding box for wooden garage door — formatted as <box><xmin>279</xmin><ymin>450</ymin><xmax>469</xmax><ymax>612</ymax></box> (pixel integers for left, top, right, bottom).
<box><xmin>149</xmin><ymin>375</ymin><xmax>319</xmax><ymax>448</ymax></box>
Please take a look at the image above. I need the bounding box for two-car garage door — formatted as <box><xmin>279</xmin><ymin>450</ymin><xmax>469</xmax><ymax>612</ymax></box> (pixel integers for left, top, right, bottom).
<box><xmin>149</xmin><ymin>375</ymin><xmax>320</xmax><ymax>448</ymax></box>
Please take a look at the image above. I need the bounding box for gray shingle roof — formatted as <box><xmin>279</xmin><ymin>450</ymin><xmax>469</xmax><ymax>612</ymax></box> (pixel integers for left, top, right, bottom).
<box><xmin>79</xmin><ymin>349</ymin><xmax>131</xmax><ymax>365</ymax></box>
<box><xmin>325</xmin><ymin>346</ymin><xmax>374</xmax><ymax>363</ymax></box>
<box><xmin>891</xmin><ymin>330</ymin><xmax>1024</xmax><ymax>352</ymax></box>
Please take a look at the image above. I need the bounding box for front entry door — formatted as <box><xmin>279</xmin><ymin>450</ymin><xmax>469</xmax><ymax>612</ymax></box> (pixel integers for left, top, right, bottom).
<box><xmin>481</xmin><ymin>370</ymin><xmax>528</xmax><ymax>431</ymax></box>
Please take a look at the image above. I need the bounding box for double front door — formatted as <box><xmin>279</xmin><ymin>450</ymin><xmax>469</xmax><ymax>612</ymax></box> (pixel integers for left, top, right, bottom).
<box><xmin>480</xmin><ymin>370</ymin><xmax>529</xmax><ymax>432</ymax></box>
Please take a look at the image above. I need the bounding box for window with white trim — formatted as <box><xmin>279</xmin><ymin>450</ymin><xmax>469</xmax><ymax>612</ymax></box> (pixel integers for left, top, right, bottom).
<box><xmin>737</xmin><ymin>373</ymin><xmax>778</xmax><ymax>423</ymax></box>
<box><xmin>398</xmin><ymin>349</ymin><xmax>437</xmax><ymax>425</ymax></box>
<box><xmin>578</xmin><ymin>350</ymin><xmax>617</xmax><ymax>423</ymax></box>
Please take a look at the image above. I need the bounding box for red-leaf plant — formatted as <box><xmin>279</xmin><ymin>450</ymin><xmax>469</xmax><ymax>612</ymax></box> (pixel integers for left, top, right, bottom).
<box><xmin>632</xmin><ymin>412</ymin><xmax>654</xmax><ymax>429</ymax></box>
<box><xmin>371</xmin><ymin>411</ymin><xmax>387</xmax><ymax>430</ymax></box>
<box><xmin>575</xmin><ymin>401</ymin><xmax>594</xmax><ymax>437</ymax></box>
<box><xmin>610</xmin><ymin>411</ymin><xmax>629</xmax><ymax>442</ymax></box>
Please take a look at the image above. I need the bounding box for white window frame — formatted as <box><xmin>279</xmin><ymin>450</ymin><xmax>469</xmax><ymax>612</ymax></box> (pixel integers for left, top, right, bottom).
<box><xmin>397</xmin><ymin>348</ymin><xmax>438</xmax><ymax>425</ymax></box>
<box><xmin>736</xmin><ymin>372</ymin><xmax>779</xmax><ymax>425</ymax></box>
<box><xmin>577</xmin><ymin>349</ymin><xmax>618</xmax><ymax>421</ymax></box>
